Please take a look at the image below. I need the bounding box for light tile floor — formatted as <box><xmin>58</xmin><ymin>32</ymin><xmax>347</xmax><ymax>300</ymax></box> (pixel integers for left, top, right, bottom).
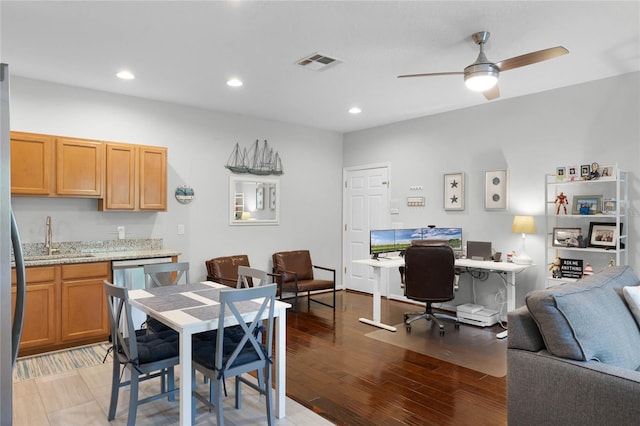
<box><xmin>13</xmin><ymin>362</ymin><xmax>333</xmax><ymax>425</ymax></box>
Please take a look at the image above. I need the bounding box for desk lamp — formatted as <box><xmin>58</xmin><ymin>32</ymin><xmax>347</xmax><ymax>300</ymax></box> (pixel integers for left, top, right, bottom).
<box><xmin>512</xmin><ymin>215</ymin><xmax>536</xmax><ymax>265</ymax></box>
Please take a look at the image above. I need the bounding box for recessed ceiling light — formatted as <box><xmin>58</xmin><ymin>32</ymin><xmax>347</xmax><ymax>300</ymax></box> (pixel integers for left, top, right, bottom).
<box><xmin>116</xmin><ymin>70</ymin><xmax>135</xmax><ymax>80</ymax></box>
<box><xmin>349</xmin><ymin>107</ymin><xmax>362</xmax><ymax>114</ymax></box>
<box><xmin>227</xmin><ymin>78</ymin><xmax>243</xmax><ymax>87</ymax></box>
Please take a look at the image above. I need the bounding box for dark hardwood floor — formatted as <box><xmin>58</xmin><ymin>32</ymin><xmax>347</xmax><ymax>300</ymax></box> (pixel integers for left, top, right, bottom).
<box><xmin>284</xmin><ymin>290</ymin><xmax>507</xmax><ymax>426</ymax></box>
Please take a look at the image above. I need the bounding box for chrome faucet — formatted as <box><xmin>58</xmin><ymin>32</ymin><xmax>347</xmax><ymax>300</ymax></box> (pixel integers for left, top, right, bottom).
<box><xmin>45</xmin><ymin>216</ymin><xmax>54</xmax><ymax>256</ymax></box>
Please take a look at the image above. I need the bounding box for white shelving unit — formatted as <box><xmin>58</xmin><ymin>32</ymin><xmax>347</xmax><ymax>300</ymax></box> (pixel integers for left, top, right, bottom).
<box><xmin>545</xmin><ymin>168</ymin><xmax>628</xmax><ymax>287</ymax></box>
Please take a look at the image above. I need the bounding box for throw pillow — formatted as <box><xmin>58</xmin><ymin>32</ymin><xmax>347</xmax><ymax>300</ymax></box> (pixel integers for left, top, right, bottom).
<box><xmin>526</xmin><ymin>266</ymin><xmax>640</xmax><ymax>370</ymax></box>
<box><xmin>623</xmin><ymin>285</ymin><xmax>640</xmax><ymax>327</ymax></box>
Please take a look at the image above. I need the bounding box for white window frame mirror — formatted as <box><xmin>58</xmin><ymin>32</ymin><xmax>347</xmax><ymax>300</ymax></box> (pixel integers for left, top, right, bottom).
<box><xmin>229</xmin><ymin>176</ymin><xmax>280</xmax><ymax>225</ymax></box>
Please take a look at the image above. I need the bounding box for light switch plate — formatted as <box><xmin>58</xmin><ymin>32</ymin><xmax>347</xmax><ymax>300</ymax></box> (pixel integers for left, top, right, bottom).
<box><xmin>177</xmin><ymin>224</ymin><xmax>185</xmax><ymax>235</ymax></box>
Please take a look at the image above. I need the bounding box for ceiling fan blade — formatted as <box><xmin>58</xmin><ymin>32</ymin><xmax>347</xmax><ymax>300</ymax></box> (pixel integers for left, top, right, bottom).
<box><xmin>483</xmin><ymin>84</ymin><xmax>500</xmax><ymax>100</ymax></box>
<box><xmin>397</xmin><ymin>71</ymin><xmax>464</xmax><ymax>79</ymax></box>
<box><xmin>495</xmin><ymin>46</ymin><xmax>569</xmax><ymax>72</ymax></box>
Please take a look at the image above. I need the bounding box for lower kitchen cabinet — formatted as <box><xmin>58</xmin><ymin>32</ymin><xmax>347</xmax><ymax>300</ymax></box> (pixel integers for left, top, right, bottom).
<box><xmin>11</xmin><ymin>266</ymin><xmax>58</xmax><ymax>351</ymax></box>
<box><xmin>12</xmin><ymin>261</ymin><xmax>111</xmax><ymax>356</ymax></box>
<box><xmin>60</xmin><ymin>262</ymin><xmax>111</xmax><ymax>342</ymax></box>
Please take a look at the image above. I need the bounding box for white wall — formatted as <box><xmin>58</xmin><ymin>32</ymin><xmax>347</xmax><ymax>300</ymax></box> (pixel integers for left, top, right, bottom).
<box><xmin>10</xmin><ymin>77</ymin><xmax>344</xmax><ymax>282</ymax></box>
<box><xmin>344</xmin><ymin>72</ymin><xmax>640</xmax><ymax>310</ymax></box>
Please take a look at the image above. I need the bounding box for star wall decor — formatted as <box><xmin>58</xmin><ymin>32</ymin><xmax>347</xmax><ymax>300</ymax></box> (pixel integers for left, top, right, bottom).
<box><xmin>444</xmin><ymin>173</ymin><xmax>465</xmax><ymax>211</ymax></box>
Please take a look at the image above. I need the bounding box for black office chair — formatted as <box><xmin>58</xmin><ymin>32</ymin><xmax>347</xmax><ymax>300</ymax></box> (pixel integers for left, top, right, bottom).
<box><xmin>103</xmin><ymin>280</ymin><xmax>180</xmax><ymax>426</ymax></box>
<box><xmin>191</xmin><ymin>283</ymin><xmax>277</xmax><ymax>426</ymax></box>
<box><xmin>403</xmin><ymin>241</ymin><xmax>460</xmax><ymax>335</ymax></box>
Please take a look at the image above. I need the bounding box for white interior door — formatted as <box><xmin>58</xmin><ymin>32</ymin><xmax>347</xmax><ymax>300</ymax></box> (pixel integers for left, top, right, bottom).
<box><xmin>343</xmin><ymin>164</ymin><xmax>389</xmax><ymax>294</ymax></box>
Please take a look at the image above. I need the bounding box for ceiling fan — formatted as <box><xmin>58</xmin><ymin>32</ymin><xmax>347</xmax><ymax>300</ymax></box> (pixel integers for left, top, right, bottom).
<box><xmin>398</xmin><ymin>31</ymin><xmax>569</xmax><ymax>100</ymax></box>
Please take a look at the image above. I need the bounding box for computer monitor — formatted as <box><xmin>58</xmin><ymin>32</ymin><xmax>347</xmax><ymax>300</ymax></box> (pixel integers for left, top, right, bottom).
<box><xmin>394</xmin><ymin>228</ymin><xmax>423</xmax><ymax>252</ymax></box>
<box><xmin>421</xmin><ymin>227</ymin><xmax>463</xmax><ymax>251</ymax></box>
<box><xmin>369</xmin><ymin>229</ymin><xmax>396</xmax><ymax>258</ymax></box>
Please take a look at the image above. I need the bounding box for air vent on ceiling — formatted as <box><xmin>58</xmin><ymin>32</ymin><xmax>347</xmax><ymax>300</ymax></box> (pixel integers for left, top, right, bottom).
<box><xmin>296</xmin><ymin>52</ymin><xmax>342</xmax><ymax>71</ymax></box>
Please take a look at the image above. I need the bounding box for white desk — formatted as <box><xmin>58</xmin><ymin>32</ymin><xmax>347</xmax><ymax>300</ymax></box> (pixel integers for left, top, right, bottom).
<box><xmin>128</xmin><ymin>282</ymin><xmax>291</xmax><ymax>426</ymax></box>
<box><xmin>353</xmin><ymin>256</ymin><xmax>532</xmax><ymax>332</ymax></box>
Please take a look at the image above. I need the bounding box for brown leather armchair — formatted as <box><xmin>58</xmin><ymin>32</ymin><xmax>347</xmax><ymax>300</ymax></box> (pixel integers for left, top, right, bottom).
<box><xmin>272</xmin><ymin>250</ymin><xmax>335</xmax><ymax>311</ymax></box>
<box><xmin>403</xmin><ymin>241</ymin><xmax>459</xmax><ymax>335</ymax></box>
<box><xmin>205</xmin><ymin>255</ymin><xmax>251</xmax><ymax>287</ymax></box>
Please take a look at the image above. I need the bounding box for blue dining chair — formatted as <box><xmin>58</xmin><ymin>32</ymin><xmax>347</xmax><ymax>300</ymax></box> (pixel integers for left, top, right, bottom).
<box><xmin>103</xmin><ymin>280</ymin><xmax>180</xmax><ymax>426</ymax></box>
<box><xmin>191</xmin><ymin>283</ymin><xmax>277</xmax><ymax>426</ymax></box>
<box><xmin>143</xmin><ymin>261</ymin><xmax>190</xmax><ymax>334</ymax></box>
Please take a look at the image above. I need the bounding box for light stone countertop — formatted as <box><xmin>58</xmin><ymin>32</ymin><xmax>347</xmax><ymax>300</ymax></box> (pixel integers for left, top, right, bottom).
<box><xmin>12</xmin><ymin>238</ymin><xmax>181</xmax><ymax>267</ymax></box>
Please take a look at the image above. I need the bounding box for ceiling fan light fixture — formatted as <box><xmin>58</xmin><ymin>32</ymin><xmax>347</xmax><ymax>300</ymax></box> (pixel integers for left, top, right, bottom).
<box><xmin>464</xmin><ymin>63</ymin><xmax>499</xmax><ymax>92</ymax></box>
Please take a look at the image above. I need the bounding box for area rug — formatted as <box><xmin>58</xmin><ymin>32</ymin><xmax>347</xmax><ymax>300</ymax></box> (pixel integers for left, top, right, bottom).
<box><xmin>13</xmin><ymin>342</ymin><xmax>111</xmax><ymax>382</ymax></box>
<box><xmin>365</xmin><ymin>321</ymin><xmax>507</xmax><ymax>377</ymax></box>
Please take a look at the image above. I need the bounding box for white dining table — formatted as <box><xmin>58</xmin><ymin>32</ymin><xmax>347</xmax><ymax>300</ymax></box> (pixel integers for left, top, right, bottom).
<box><xmin>128</xmin><ymin>281</ymin><xmax>291</xmax><ymax>426</ymax></box>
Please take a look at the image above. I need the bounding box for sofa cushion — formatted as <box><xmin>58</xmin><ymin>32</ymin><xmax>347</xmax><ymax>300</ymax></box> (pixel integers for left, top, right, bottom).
<box><xmin>526</xmin><ymin>266</ymin><xmax>640</xmax><ymax>370</ymax></box>
<box><xmin>623</xmin><ymin>285</ymin><xmax>640</xmax><ymax>328</ymax></box>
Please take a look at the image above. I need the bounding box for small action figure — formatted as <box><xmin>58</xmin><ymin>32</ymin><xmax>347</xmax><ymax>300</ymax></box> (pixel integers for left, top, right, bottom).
<box><xmin>555</xmin><ymin>192</ymin><xmax>568</xmax><ymax>215</ymax></box>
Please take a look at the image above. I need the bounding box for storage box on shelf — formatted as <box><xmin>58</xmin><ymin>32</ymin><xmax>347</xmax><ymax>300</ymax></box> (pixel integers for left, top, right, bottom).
<box><xmin>545</xmin><ymin>168</ymin><xmax>628</xmax><ymax>287</ymax></box>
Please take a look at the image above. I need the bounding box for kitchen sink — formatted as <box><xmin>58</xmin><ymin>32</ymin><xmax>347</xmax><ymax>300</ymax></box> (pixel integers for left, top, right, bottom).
<box><xmin>22</xmin><ymin>253</ymin><xmax>95</xmax><ymax>261</ymax></box>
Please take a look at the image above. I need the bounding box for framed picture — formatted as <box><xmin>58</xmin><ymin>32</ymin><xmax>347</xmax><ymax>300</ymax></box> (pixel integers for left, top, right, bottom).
<box><xmin>572</xmin><ymin>194</ymin><xmax>602</xmax><ymax>215</ymax></box>
<box><xmin>269</xmin><ymin>186</ymin><xmax>277</xmax><ymax>210</ymax></box>
<box><xmin>555</xmin><ymin>166</ymin><xmax>566</xmax><ymax>181</ymax></box>
<box><xmin>580</xmin><ymin>164</ymin><xmax>591</xmax><ymax>179</ymax></box>
<box><xmin>567</xmin><ymin>165</ymin><xmax>578</xmax><ymax>182</ymax></box>
<box><xmin>602</xmin><ymin>197</ymin><xmax>616</xmax><ymax>215</ymax></box>
<box><xmin>444</xmin><ymin>172</ymin><xmax>464</xmax><ymax>210</ymax></box>
<box><xmin>485</xmin><ymin>169</ymin><xmax>508</xmax><ymax>210</ymax></box>
<box><xmin>588</xmin><ymin>222</ymin><xmax>623</xmax><ymax>248</ymax></box>
<box><xmin>256</xmin><ymin>187</ymin><xmax>264</xmax><ymax>210</ymax></box>
<box><xmin>598</xmin><ymin>164</ymin><xmax>616</xmax><ymax>180</ymax></box>
<box><xmin>552</xmin><ymin>227</ymin><xmax>583</xmax><ymax>248</ymax></box>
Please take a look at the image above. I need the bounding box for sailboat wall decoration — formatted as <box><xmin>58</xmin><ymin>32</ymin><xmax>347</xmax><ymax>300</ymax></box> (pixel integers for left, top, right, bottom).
<box><xmin>225</xmin><ymin>140</ymin><xmax>284</xmax><ymax>176</ymax></box>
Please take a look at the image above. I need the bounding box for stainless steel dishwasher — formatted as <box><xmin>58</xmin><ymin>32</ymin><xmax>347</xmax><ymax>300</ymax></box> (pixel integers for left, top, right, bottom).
<box><xmin>112</xmin><ymin>257</ymin><xmax>174</xmax><ymax>329</ymax></box>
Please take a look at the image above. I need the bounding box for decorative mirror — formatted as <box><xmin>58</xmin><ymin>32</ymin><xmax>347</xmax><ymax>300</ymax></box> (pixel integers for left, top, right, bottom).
<box><xmin>229</xmin><ymin>176</ymin><xmax>279</xmax><ymax>225</ymax></box>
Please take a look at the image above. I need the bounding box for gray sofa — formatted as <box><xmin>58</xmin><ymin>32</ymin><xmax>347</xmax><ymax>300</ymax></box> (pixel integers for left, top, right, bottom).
<box><xmin>507</xmin><ymin>266</ymin><xmax>640</xmax><ymax>425</ymax></box>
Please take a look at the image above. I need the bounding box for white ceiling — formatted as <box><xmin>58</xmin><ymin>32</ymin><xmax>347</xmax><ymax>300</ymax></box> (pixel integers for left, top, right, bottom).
<box><xmin>1</xmin><ymin>1</ymin><xmax>638</xmax><ymax>133</ymax></box>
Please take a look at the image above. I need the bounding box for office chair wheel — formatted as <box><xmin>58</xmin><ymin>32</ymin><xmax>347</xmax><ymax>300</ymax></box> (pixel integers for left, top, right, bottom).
<box><xmin>405</xmin><ymin>324</ymin><xmax>411</xmax><ymax>332</ymax></box>
<box><xmin>403</xmin><ymin>314</ymin><xmax>409</xmax><ymax>322</ymax></box>
<box><xmin>455</xmin><ymin>322</ymin><xmax>460</xmax><ymax>330</ymax></box>
<box><xmin>439</xmin><ymin>329</ymin><xmax>445</xmax><ymax>336</ymax></box>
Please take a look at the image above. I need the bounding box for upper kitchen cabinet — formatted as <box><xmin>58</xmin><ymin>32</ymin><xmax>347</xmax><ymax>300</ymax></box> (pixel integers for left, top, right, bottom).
<box><xmin>99</xmin><ymin>143</ymin><xmax>167</xmax><ymax>211</ymax></box>
<box><xmin>10</xmin><ymin>131</ymin><xmax>104</xmax><ymax>197</ymax></box>
<box><xmin>56</xmin><ymin>137</ymin><xmax>104</xmax><ymax>197</ymax></box>
<box><xmin>10</xmin><ymin>132</ymin><xmax>53</xmax><ymax>195</ymax></box>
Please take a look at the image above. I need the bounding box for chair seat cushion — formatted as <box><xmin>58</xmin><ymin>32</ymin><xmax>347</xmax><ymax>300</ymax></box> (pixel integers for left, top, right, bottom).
<box><xmin>192</xmin><ymin>329</ymin><xmax>266</xmax><ymax>371</ymax></box>
<box><xmin>146</xmin><ymin>316</ymin><xmax>177</xmax><ymax>335</ymax></box>
<box><xmin>283</xmin><ymin>279</ymin><xmax>333</xmax><ymax>292</ymax></box>
<box><xmin>122</xmin><ymin>330</ymin><xmax>179</xmax><ymax>364</ymax></box>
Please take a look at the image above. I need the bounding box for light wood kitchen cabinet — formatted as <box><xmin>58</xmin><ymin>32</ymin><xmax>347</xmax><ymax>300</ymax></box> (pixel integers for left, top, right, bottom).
<box><xmin>12</xmin><ymin>261</ymin><xmax>111</xmax><ymax>356</ymax></box>
<box><xmin>60</xmin><ymin>262</ymin><xmax>110</xmax><ymax>342</ymax></box>
<box><xmin>10</xmin><ymin>132</ymin><xmax>53</xmax><ymax>195</ymax></box>
<box><xmin>102</xmin><ymin>142</ymin><xmax>137</xmax><ymax>209</ymax></box>
<box><xmin>139</xmin><ymin>145</ymin><xmax>167</xmax><ymax>210</ymax></box>
<box><xmin>11</xmin><ymin>266</ymin><xmax>58</xmax><ymax>351</ymax></box>
<box><xmin>99</xmin><ymin>143</ymin><xmax>167</xmax><ymax>211</ymax></box>
<box><xmin>56</xmin><ymin>137</ymin><xmax>104</xmax><ymax>197</ymax></box>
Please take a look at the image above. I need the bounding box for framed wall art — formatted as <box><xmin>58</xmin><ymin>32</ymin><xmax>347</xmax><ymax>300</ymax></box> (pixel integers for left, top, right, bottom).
<box><xmin>444</xmin><ymin>172</ymin><xmax>464</xmax><ymax>210</ymax></box>
<box><xmin>484</xmin><ymin>169</ymin><xmax>508</xmax><ymax>210</ymax></box>
<box><xmin>256</xmin><ymin>187</ymin><xmax>264</xmax><ymax>210</ymax></box>
<box><xmin>269</xmin><ymin>185</ymin><xmax>277</xmax><ymax>210</ymax></box>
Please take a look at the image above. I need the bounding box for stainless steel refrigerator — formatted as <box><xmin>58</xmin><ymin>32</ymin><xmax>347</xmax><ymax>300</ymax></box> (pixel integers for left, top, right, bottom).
<box><xmin>1</xmin><ymin>63</ymin><xmax>27</xmax><ymax>425</ymax></box>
